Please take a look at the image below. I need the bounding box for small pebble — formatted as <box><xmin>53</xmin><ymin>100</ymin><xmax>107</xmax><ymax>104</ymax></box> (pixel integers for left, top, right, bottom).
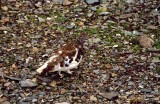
<box><xmin>140</xmin><ymin>88</ymin><xmax>152</xmax><ymax>93</ymax></box>
<box><xmin>20</xmin><ymin>79</ymin><xmax>38</xmax><ymax>88</ymax></box>
<box><xmin>1</xmin><ymin>6</ymin><xmax>8</xmax><ymax>11</ymax></box>
<box><xmin>90</xmin><ymin>95</ymin><xmax>97</xmax><ymax>101</ymax></box>
<box><xmin>32</xmin><ymin>99</ymin><xmax>38</xmax><ymax>103</ymax></box>
<box><xmin>85</xmin><ymin>0</ymin><xmax>100</xmax><ymax>5</ymax></box>
<box><xmin>38</xmin><ymin>17</ymin><xmax>45</xmax><ymax>23</ymax></box>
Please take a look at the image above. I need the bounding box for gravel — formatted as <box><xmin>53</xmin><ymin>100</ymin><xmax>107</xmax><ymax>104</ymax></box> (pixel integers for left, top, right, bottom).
<box><xmin>0</xmin><ymin>0</ymin><xmax>160</xmax><ymax>103</ymax></box>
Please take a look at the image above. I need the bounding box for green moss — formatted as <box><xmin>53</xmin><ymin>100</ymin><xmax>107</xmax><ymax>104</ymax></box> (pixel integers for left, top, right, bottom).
<box><xmin>55</xmin><ymin>16</ymin><xmax>68</xmax><ymax>22</ymax></box>
<box><xmin>132</xmin><ymin>45</ymin><xmax>141</xmax><ymax>52</ymax></box>
<box><xmin>82</xmin><ymin>27</ymin><xmax>100</xmax><ymax>35</ymax></box>
<box><xmin>155</xmin><ymin>67</ymin><xmax>160</xmax><ymax>74</ymax></box>
<box><xmin>27</xmin><ymin>15</ymin><xmax>35</xmax><ymax>22</ymax></box>
<box><xmin>96</xmin><ymin>8</ymin><xmax>104</xmax><ymax>14</ymax></box>
<box><xmin>5</xmin><ymin>55</ymin><xmax>15</xmax><ymax>67</ymax></box>
<box><xmin>155</xmin><ymin>40</ymin><xmax>160</xmax><ymax>49</ymax></box>
<box><xmin>53</xmin><ymin>25</ymin><xmax>67</xmax><ymax>31</ymax></box>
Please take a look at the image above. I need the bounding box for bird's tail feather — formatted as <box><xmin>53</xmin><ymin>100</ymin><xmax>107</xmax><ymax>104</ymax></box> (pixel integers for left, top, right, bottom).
<box><xmin>36</xmin><ymin>62</ymin><xmax>48</xmax><ymax>74</ymax></box>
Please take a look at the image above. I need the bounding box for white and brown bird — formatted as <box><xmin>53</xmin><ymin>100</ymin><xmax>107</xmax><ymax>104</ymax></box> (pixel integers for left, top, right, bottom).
<box><xmin>36</xmin><ymin>35</ymin><xmax>86</xmax><ymax>77</ymax></box>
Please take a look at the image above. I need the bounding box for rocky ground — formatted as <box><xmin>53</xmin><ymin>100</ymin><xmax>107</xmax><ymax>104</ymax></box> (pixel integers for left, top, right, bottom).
<box><xmin>0</xmin><ymin>0</ymin><xmax>160</xmax><ymax>104</ymax></box>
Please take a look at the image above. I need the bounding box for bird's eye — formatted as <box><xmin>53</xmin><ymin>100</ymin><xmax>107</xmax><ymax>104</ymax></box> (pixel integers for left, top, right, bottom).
<box><xmin>65</xmin><ymin>58</ymin><xmax>67</xmax><ymax>61</ymax></box>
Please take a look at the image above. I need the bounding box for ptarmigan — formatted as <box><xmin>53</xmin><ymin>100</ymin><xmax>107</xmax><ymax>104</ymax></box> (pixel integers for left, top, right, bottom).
<box><xmin>36</xmin><ymin>37</ymin><xmax>85</xmax><ymax>77</ymax></box>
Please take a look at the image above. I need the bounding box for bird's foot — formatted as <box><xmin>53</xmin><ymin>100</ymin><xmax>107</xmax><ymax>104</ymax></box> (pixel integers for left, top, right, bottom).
<box><xmin>67</xmin><ymin>70</ymin><xmax>73</xmax><ymax>74</ymax></box>
<box><xmin>58</xmin><ymin>71</ymin><xmax>64</xmax><ymax>78</ymax></box>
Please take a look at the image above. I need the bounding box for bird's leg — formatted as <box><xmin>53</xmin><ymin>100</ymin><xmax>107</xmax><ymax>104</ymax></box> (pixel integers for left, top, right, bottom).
<box><xmin>67</xmin><ymin>70</ymin><xmax>73</xmax><ymax>74</ymax></box>
<box><xmin>75</xmin><ymin>66</ymin><xmax>78</xmax><ymax>69</ymax></box>
<box><xmin>73</xmin><ymin>48</ymin><xmax>78</xmax><ymax>61</ymax></box>
<box><xmin>58</xmin><ymin>71</ymin><xmax>64</xmax><ymax>78</ymax></box>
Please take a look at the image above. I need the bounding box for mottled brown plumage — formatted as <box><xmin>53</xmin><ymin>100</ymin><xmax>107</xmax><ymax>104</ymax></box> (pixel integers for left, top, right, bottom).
<box><xmin>36</xmin><ymin>38</ymin><xmax>85</xmax><ymax>77</ymax></box>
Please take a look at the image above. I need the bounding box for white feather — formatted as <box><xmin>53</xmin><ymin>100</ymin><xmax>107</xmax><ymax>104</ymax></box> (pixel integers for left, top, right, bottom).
<box><xmin>36</xmin><ymin>55</ymin><xmax>58</xmax><ymax>73</ymax></box>
<box><xmin>54</xmin><ymin>48</ymin><xmax>82</xmax><ymax>72</ymax></box>
<box><xmin>36</xmin><ymin>48</ymin><xmax>83</xmax><ymax>74</ymax></box>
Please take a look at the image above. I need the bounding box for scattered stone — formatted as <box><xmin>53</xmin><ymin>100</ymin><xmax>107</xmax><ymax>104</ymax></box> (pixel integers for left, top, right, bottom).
<box><xmin>112</xmin><ymin>66</ymin><xmax>120</xmax><ymax>71</ymax></box>
<box><xmin>32</xmin><ymin>99</ymin><xmax>38</xmax><ymax>103</ymax></box>
<box><xmin>90</xmin><ymin>95</ymin><xmax>97</xmax><ymax>101</ymax></box>
<box><xmin>90</xmin><ymin>7</ymin><xmax>97</xmax><ymax>11</ymax></box>
<box><xmin>53</xmin><ymin>0</ymin><xmax>64</xmax><ymax>4</ymax></box>
<box><xmin>38</xmin><ymin>17</ymin><xmax>45</xmax><ymax>23</ymax></box>
<box><xmin>78</xmin><ymin>21</ymin><xmax>84</xmax><ymax>27</ymax></box>
<box><xmin>1</xmin><ymin>6</ymin><xmax>8</xmax><ymax>11</ymax></box>
<box><xmin>32</xmin><ymin>47</ymin><xmax>39</xmax><ymax>53</ymax></box>
<box><xmin>4</xmin><ymin>82</ymin><xmax>11</xmax><ymax>87</ymax></box>
<box><xmin>0</xmin><ymin>0</ymin><xmax>159</xmax><ymax>103</ymax></box>
<box><xmin>16</xmin><ymin>20</ymin><xmax>24</xmax><ymax>24</ymax></box>
<box><xmin>105</xmin><ymin>64</ymin><xmax>112</xmax><ymax>69</ymax></box>
<box><xmin>8</xmin><ymin>0</ymin><xmax>16</xmax><ymax>2</ymax></box>
<box><xmin>113</xmin><ymin>44</ymin><xmax>118</xmax><ymax>48</ymax></box>
<box><xmin>101</xmin><ymin>74</ymin><xmax>108</xmax><ymax>80</ymax></box>
<box><xmin>85</xmin><ymin>0</ymin><xmax>100</xmax><ymax>5</ymax></box>
<box><xmin>0</xmin><ymin>17</ymin><xmax>10</xmax><ymax>23</ymax></box>
<box><xmin>147</xmin><ymin>25</ymin><xmax>157</xmax><ymax>30</ymax></box>
<box><xmin>125</xmin><ymin>0</ymin><xmax>135</xmax><ymax>3</ymax></box>
<box><xmin>35</xmin><ymin>1</ymin><xmax>42</xmax><ymax>7</ymax></box>
<box><xmin>138</xmin><ymin>35</ymin><xmax>154</xmax><ymax>48</ymax></box>
<box><xmin>35</xmin><ymin>34</ymin><xmax>42</xmax><ymax>39</ymax></box>
<box><xmin>26</xmin><ymin>43</ymin><xmax>32</xmax><ymax>48</ymax></box>
<box><xmin>1</xmin><ymin>101</ymin><xmax>10</xmax><ymax>104</ymax></box>
<box><xmin>66</xmin><ymin>22</ymin><xmax>75</xmax><ymax>29</ymax></box>
<box><xmin>127</xmin><ymin>55</ymin><xmax>134</xmax><ymax>60</ymax></box>
<box><xmin>153</xmin><ymin>97</ymin><xmax>160</xmax><ymax>101</ymax></box>
<box><xmin>99</xmin><ymin>12</ymin><xmax>110</xmax><ymax>16</ymax></box>
<box><xmin>20</xmin><ymin>79</ymin><xmax>38</xmax><ymax>88</ymax></box>
<box><xmin>55</xmin><ymin>102</ymin><xmax>70</xmax><ymax>104</ymax></box>
<box><xmin>3</xmin><ymin>75</ymin><xmax>21</xmax><ymax>81</ymax></box>
<box><xmin>128</xmin><ymin>81</ymin><xmax>134</xmax><ymax>86</ymax></box>
<box><xmin>116</xmin><ymin>34</ymin><xmax>121</xmax><ymax>37</ymax></box>
<box><xmin>46</xmin><ymin>17</ymin><xmax>52</xmax><ymax>20</ymax></box>
<box><xmin>124</xmin><ymin>41</ymin><xmax>129</xmax><ymax>44</ymax></box>
<box><xmin>123</xmin><ymin>30</ymin><xmax>132</xmax><ymax>35</ymax></box>
<box><xmin>3</xmin><ymin>31</ymin><xmax>8</xmax><ymax>34</ymax></box>
<box><xmin>140</xmin><ymin>88</ymin><xmax>152</xmax><ymax>93</ymax></box>
<box><xmin>151</xmin><ymin>58</ymin><xmax>160</xmax><ymax>63</ymax></box>
<box><xmin>120</xmin><ymin>14</ymin><xmax>132</xmax><ymax>19</ymax></box>
<box><xmin>133</xmin><ymin>30</ymin><xmax>140</xmax><ymax>35</ymax></box>
<box><xmin>63</xmin><ymin>0</ymin><xmax>73</xmax><ymax>6</ymax></box>
<box><xmin>155</xmin><ymin>74</ymin><xmax>160</xmax><ymax>78</ymax></box>
<box><xmin>0</xmin><ymin>26</ymin><xmax>10</xmax><ymax>31</ymax></box>
<box><xmin>49</xmin><ymin>81</ymin><xmax>57</xmax><ymax>87</ymax></box>
<box><xmin>88</xmin><ymin>38</ymin><xmax>101</xmax><ymax>45</ymax></box>
<box><xmin>100</xmin><ymin>92</ymin><xmax>118</xmax><ymax>100</ymax></box>
<box><xmin>74</xmin><ymin>8</ymin><xmax>83</xmax><ymax>12</ymax></box>
<box><xmin>140</xmin><ymin>56</ymin><xmax>147</xmax><ymax>61</ymax></box>
<box><xmin>87</xmin><ymin>13</ymin><xmax>93</xmax><ymax>17</ymax></box>
<box><xmin>111</xmin><ymin>73</ymin><xmax>117</xmax><ymax>77</ymax></box>
<box><xmin>93</xmin><ymin>70</ymin><xmax>100</xmax><ymax>74</ymax></box>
